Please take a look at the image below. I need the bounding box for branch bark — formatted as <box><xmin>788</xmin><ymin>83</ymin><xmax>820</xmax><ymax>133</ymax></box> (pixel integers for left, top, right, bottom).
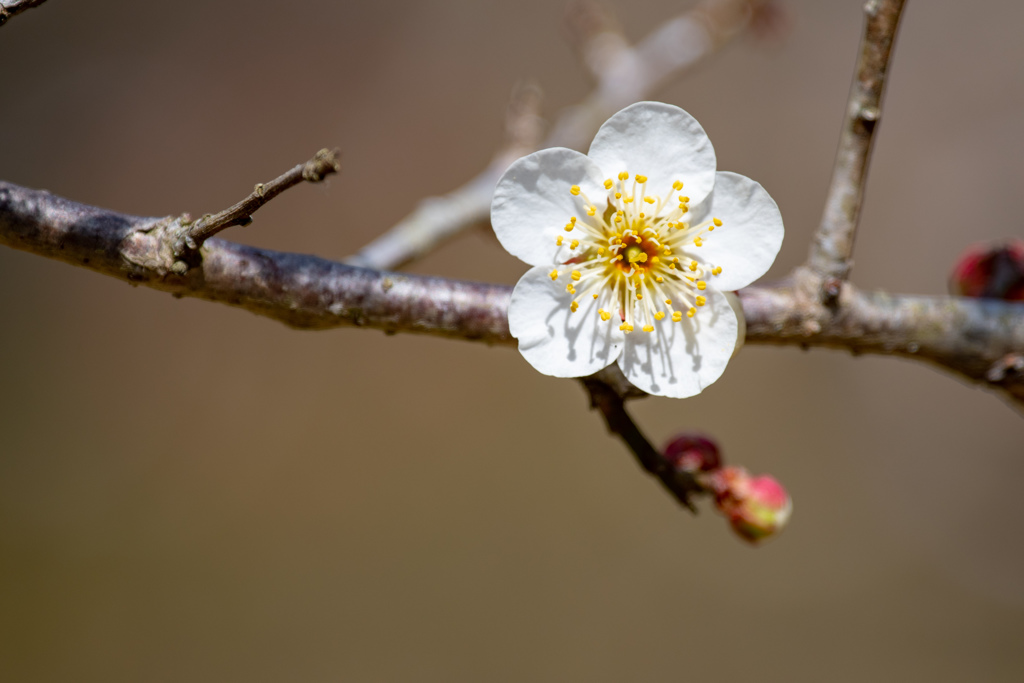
<box><xmin>806</xmin><ymin>0</ymin><xmax>906</xmax><ymax>290</ymax></box>
<box><xmin>3</xmin><ymin>181</ymin><xmax>1023</xmax><ymax>406</ymax></box>
<box><xmin>0</xmin><ymin>0</ymin><xmax>49</xmax><ymax>27</ymax></box>
<box><xmin>346</xmin><ymin>0</ymin><xmax>770</xmax><ymax>272</ymax></box>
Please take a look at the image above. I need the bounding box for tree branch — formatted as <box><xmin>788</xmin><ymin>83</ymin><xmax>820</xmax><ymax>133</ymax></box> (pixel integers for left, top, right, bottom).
<box><xmin>0</xmin><ymin>0</ymin><xmax>49</xmax><ymax>27</ymax></box>
<box><xmin>170</xmin><ymin>148</ymin><xmax>340</xmax><ymax>258</ymax></box>
<box><xmin>346</xmin><ymin>0</ymin><xmax>770</xmax><ymax>272</ymax></box>
<box><xmin>806</xmin><ymin>0</ymin><xmax>906</xmax><ymax>290</ymax></box>
<box><xmin>3</xmin><ymin>181</ymin><xmax>1023</xmax><ymax>407</ymax></box>
<box><xmin>583</xmin><ymin>378</ymin><xmax>702</xmax><ymax>511</ymax></box>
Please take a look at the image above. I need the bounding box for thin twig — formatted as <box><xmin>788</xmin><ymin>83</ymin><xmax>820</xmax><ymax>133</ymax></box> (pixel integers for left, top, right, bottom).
<box><xmin>3</xmin><ymin>182</ymin><xmax>1023</xmax><ymax>407</ymax></box>
<box><xmin>806</xmin><ymin>0</ymin><xmax>906</xmax><ymax>290</ymax></box>
<box><xmin>583</xmin><ymin>378</ymin><xmax>703</xmax><ymax>511</ymax></box>
<box><xmin>171</xmin><ymin>148</ymin><xmax>340</xmax><ymax>258</ymax></box>
<box><xmin>0</xmin><ymin>0</ymin><xmax>49</xmax><ymax>27</ymax></box>
<box><xmin>346</xmin><ymin>0</ymin><xmax>769</xmax><ymax>271</ymax></box>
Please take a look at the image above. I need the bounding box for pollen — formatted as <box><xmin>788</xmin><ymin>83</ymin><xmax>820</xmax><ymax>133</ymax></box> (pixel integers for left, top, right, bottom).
<box><xmin>643</xmin><ymin>196</ymin><xmax>655</xmax><ymax>204</ymax></box>
<box><xmin>618</xmin><ymin>171</ymin><xmax>629</xmax><ymax>181</ymax></box>
<box><xmin>689</xmin><ymin>261</ymin><xmax>698</xmax><ymax>272</ymax></box>
<box><xmin>604</xmin><ymin>179</ymin><xmax>613</xmax><ymax>189</ymax></box>
<box><xmin>636</xmin><ymin>174</ymin><xmax>648</xmax><ymax>183</ymax></box>
<box><xmin>697</xmin><ymin>281</ymin><xmax>706</xmax><ymax>290</ymax></box>
<box><xmin>642</xmin><ymin>325</ymin><xmax>654</xmax><ymax>332</ymax></box>
<box><xmin>713</xmin><ymin>217</ymin><xmax>723</xmax><ymax>227</ymax></box>
<box><xmin>570</xmin><ymin>301</ymin><xmax>579</xmax><ymax>312</ymax></box>
<box><xmin>672</xmin><ymin>311</ymin><xmax>683</xmax><ymax>322</ymax></box>
<box><xmin>664</xmin><ymin>298</ymin><xmax>672</xmax><ymax>305</ymax></box>
<box><xmin>696</xmin><ymin>296</ymin><xmax>706</xmax><ymax>306</ymax></box>
<box><xmin>549</xmin><ymin>269</ymin><xmax>559</xmax><ymax>280</ymax></box>
<box><xmin>687</xmin><ymin>307</ymin><xmax>696</xmax><ymax>318</ymax></box>
<box><xmin>566</xmin><ymin>283</ymin><xmax>576</xmax><ymax>294</ymax></box>
<box><xmin>587</xmin><ymin>206</ymin><xmax>596</xmax><ymax>216</ymax></box>
<box><xmin>654</xmin><ymin>311</ymin><xmax>665</xmax><ymax>320</ymax></box>
<box><xmin>672</xmin><ymin>180</ymin><xmax>683</xmax><ymax>190</ymax></box>
<box><xmin>570</xmin><ymin>239</ymin><xmax>580</xmax><ymax>250</ymax></box>
<box><xmin>571</xmin><ymin>270</ymin><xmax>581</xmax><ymax>281</ymax></box>
<box><xmin>556</xmin><ymin>236</ymin><xmax>563</xmax><ymax>246</ymax></box>
<box><xmin>599</xmin><ymin>309</ymin><xmax>611</xmax><ymax>321</ymax></box>
<box><xmin>694</xmin><ymin>237</ymin><xmax>703</xmax><ymax>247</ymax></box>
<box><xmin>713</xmin><ymin>266</ymin><xmax>723</xmax><ymax>275</ymax></box>
<box><xmin>564</xmin><ymin>223</ymin><xmax>574</xmax><ymax>232</ymax></box>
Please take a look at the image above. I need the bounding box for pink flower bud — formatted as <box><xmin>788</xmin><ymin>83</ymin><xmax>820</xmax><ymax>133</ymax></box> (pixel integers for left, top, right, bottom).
<box><xmin>704</xmin><ymin>467</ymin><xmax>792</xmax><ymax>544</ymax></box>
<box><xmin>950</xmin><ymin>240</ymin><xmax>1024</xmax><ymax>300</ymax></box>
<box><xmin>663</xmin><ymin>433</ymin><xmax>721</xmax><ymax>472</ymax></box>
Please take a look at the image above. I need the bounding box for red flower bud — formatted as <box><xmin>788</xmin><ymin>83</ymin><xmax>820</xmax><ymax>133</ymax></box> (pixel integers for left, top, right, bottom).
<box><xmin>950</xmin><ymin>240</ymin><xmax>1024</xmax><ymax>300</ymax></box>
<box><xmin>663</xmin><ymin>433</ymin><xmax>721</xmax><ymax>472</ymax></box>
<box><xmin>703</xmin><ymin>467</ymin><xmax>792</xmax><ymax>544</ymax></box>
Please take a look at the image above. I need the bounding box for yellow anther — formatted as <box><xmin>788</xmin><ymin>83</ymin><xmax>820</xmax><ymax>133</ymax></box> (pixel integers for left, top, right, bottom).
<box><xmin>556</xmin><ymin>236</ymin><xmax>564</xmax><ymax>247</ymax></box>
<box><xmin>713</xmin><ymin>217</ymin><xmax>723</xmax><ymax>227</ymax></box>
<box><xmin>570</xmin><ymin>216</ymin><xmax>577</xmax><ymax>223</ymax></box>
<box><xmin>689</xmin><ymin>260</ymin><xmax>698</xmax><ymax>272</ymax></box>
<box><xmin>665</xmin><ymin>298</ymin><xmax>672</xmax><ymax>305</ymax></box>
<box><xmin>623</xmin><ymin>196</ymin><xmax>634</xmax><ymax>204</ymax></box>
<box><xmin>635</xmin><ymin>174</ymin><xmax>648</xmax><ymax>183</ymax></box>
<box><xmin>549</xmin><ymin>269</ymin><xmax>559</xmax><ymax>281</ymax></box>
<box><xmin>713</xmin><ymin>266</ymin><xmax>723</xmax><ymax>276</ymax></box>
<box><xmin>672</xmin><ymin>311</ymin><xmax>683</xmax><ymax>322</ymax></box>
<box><xmin>615</xmin><ymin>192</ymin><xmax>622</xmax><ymax>199</ymax></box>
<box><xmin>687</xmin><ymin>307</ymin><xmax>696</xmax><ymax>318</ymax></box>
<box><xmin>570</xmin><ymin>301</ymin><xmax>579</xmax><ymax>312</ymax></box>
<box><xmin>599</xmin><ymin>309</ymin><xmax>611</xmax><ymax>321</ymax></box>
<box><xmin>697</xmin><ymin>281</ymin><xmax>706</xmax><ymax>291</ymax></box>
<box><xmin>668</xmin><ymin>263</ymin><xmax>676</xmax><ymax>269</ymax></box>
<box><xmin>694</xmin><ymin>237</ymin><xmax>703</xmax><ymax>247</ymax></box>
<box><xmin>571</xmin><ymin>270</ymin><xmax>581</xmax><ymax>281</ymax></box>
<box><xmin>619</xmin><ymin>322</ymin><xmax>633</xmax><ymax>332</ymax></box>
<box><xmin>654</xmin><ymin>311</ymin><xmax>665</xmax><ymax>321</ymax></box>
<box><xmin>651</xmin><ymin>256</ymin><xmax>659</xmax><ymax>264</ymax></box>
<box><xmin>618</xmin><ymin>171</ymin><xmax>629</xmax><ymax>181</ymax></box>
<box><xmin>708</xmin><ymin>226</ymin><xmax>714</xmax><ymax>231</ymax></box>
<box><xmin>643</xmin><ymin>196</ymin><xmax>655</xmax><ymax>204</ymax></box>
<box><xmin>570</xmin><ymin>239</ymin><xmax>580</xmax><ymax>250</ymax></box>
<box><xmin>566</xmin><ymin>283</ymin><xmax>576</xmax><ymax>294</ymax></box>
<box><xmin>678</xmin><ymin>205</ymin><xmax>689</xmax><ymax>214</ymax></box>
<box><xmin>564</xmin><ymin>224</ymin><xmax>574</xmax><ymax>232</ymax></box>
<box><xmin>636</xmin><ymin>292</ymin><xmax>643</xmax><ymax>300</ymax></box>
<box><xmin>570</xmin><ymin>185</ymin><xmax>581</xmax><ymax>196</ymax></box>
<box><xmin>672</xmin><ymin>180</ymin><xmax>683</xmax><ymax>191</ymax></box>
<box><xmin>655</xmin><ymin>276</ymin><xmax>664</xmax><ymax>283</ymax></box>
<box><xmin>639</xmin><ymin>213</ymin><xmax>645</xmax><ymax>219</ymax></box>
<box><xmin>681</xmin><ymin>197</ymin><xmax>690</xmax><ymax>203</ymax></box>
<box><xmin>587</xmin><ymin>206</ymin><xmax>596</xmax><ymax>216</ymax></box>
<box><xmin>696</xmin><ymin>296</ymin><xmax>706</xmax><ymax>307</ymax></box>
<box><xmin>598</xmin><ymin>247</ymin><xmax>606</xmax><ymax>255</ymax></box>
<box><xmin>592</xmin><ymin>294</ymin><xmax>598</xmax><ymax>299</ymax></box>
<box><xmin>604</xmin><ymin>179</ymin><xmax>613</xmax><ymax>189</ymax></box>
<box><xmin>642</xmin><ymin>325</ymin><xmax>654</xmax><ymax>332</ymax></box>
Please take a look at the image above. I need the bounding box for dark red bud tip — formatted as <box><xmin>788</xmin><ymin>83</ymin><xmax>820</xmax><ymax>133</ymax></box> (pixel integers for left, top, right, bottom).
<box><xmin>950</xmin><ymin>240</ymin><xmax>1024</xmax><ymax>301</ymax></box>
<box><xmin>663</xmin><ymin>433</ymin><xmax>721</xmax><ymax>472</ymax></box>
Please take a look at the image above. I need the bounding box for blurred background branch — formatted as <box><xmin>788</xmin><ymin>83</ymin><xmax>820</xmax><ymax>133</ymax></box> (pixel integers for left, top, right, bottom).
<box><xmin>345</xmin><ymin>0</ymin><xmax>773</xmax><ymax>272</ymax></box>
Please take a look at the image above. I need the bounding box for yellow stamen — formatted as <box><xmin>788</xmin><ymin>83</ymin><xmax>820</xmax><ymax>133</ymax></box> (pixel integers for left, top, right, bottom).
<box><xmin>549</xmin><ymin>270</ymin><xmax>558</xmax><ymax>281</ymax></box>
<box><xmin>687</xmin><ymin>307</ymin><xmax>696</xmax><ymax>318</ymax></box>
<box><xmin>570</xmin><ymin>301</ymin><xmax>579</xmax><ymax>312</ymax></box>
<box><xmin>599</xmin><ymin>309</ymin><xmax>611</xmax><ymax>321</ymax></box>
<box><xmin>713</xmin><ymin>217</ymin><xmax>723</xmax><ymax>227</ymax></box>
<box><xmin>713</xmin><ymin>266</ymin><xmax>723</xmax><ymax>276</ymax></box>
<box><xmin>635</xmin><ymin>174</ymin><xmax>648</xmax><ymax>183</ymax></box>
<box><xmin>570</xmin><ymin>239</ymin><xmax>580</xmax><ymax>250</ymax></box>
<box><xmin>604</xmin><ymin>179</ymin><xmax>613</xmax><ymax>189</ymax></box>
<box><xmin>566</xmin><ymin>283</ymin><xmax>575</xmax><ymax>294</ymax></box>
<box><xmin>570</xmin><ymin>185</ymin><xmax>580</xmax><ymax>196</ymax></box>
<box><xmin>672</xmin><ymin>180</ymin><xmax>683</xmax><ymax>190</ymax></box>
<box><xmin>672</xmin><ymin>311</ymin><xmax>683</xmax><ymax>322</ymax></box>
<box><xmin>618</xmin><ymin>171</ymin><xmax>629</xmax><ymax>181</ymax></box>
<box><xmin>556</xmin><ymin>236</ymin><xmax>563</xmax><ymax>246</ymax></box>
<box><xmin>587</xmin><ymin>206</ymin><xmax>596</xmax><ymax>216</ymax></box>
<box><xmin>697</xmin><ymin>281</ymin><xmax>706</xmax><ymax>291</ymax></box>
<box><xmin>654</xmin><ymin>311</ymin><xmax>665</xmax><ymax>321</ymax></box>
<box><xmin>571</xmin><ymin>270</ymin><xmax>581</xmax><ymax>281</ymax></box>
<box><xmin>642</xmin><ymin>325</ymin><xmax>654</xmax><ymax>332</ymax></box>
<box><xmin>694</xmin><ymin>237</ymin><xmax>703</xmax><ymax>247</ymax></box>
<box><xmin>689</xmin><ymin>261</ymin><xmax>698</xmax><ymax>272</ymax></box>
<box><xmin>643</xmin><ymin>196</ymin><xmax>655</xmax><ymax>204</ymax></box>
<box><xmin>696</xmin><ymin>296</ymin><xmax>706</xmax><ymax>306</ymax></box>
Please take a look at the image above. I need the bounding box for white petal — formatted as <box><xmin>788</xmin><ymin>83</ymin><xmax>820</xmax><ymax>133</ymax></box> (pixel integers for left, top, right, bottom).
<box><xmin>508</xmin><ymin>265</ymin><xmax>625</xmax><ymax>378</ymax></box>
<box><xmin>690</xmin><ymin>171</ymin><xmax>784</xmax><ymax>291</ymax></box>
<box><xmin>491</xmin><ymin>148</ymin><xmax>607</xmax><ymax>267</ymax></box>
<box><xmin>587</xmin><ymin>102</ymin><xmax>717</xmax><ymax>208</ymax></box>
<box><xmin>722</xmin><ymin>291</ymin><xmax>746</xmax><ymax>357</ymax></box>
<box><xmin>616</xmin><ymin>288</ymin><xmax>738</xmax><ymax>398</ymax></box>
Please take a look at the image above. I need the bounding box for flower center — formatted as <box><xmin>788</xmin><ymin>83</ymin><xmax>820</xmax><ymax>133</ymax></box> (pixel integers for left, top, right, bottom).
<box><xmin>553</xmin><ymin>172</ymin><xmax>725</xmax><ymax>334</ymax></box>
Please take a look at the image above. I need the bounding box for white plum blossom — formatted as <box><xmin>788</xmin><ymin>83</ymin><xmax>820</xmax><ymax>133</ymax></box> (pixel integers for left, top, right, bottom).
<box><xmin>491</xmin><ymin>102</ymin><xmax>784</xmax><ymax>398</ymax></box>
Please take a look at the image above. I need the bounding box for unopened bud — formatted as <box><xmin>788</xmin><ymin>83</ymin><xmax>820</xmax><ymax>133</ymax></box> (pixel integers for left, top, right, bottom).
<box><xmin>950</xmin><ymin>240</ymin><xmax>1024</xmax><ymax>300</ymax></box>
<box><xmin>663</xmin><ymin>433</ymin><xmax>720</xmax><ymax>472</ymax></box>
<box><xmin>703</xmin><ymin>467</ymin><xmax>792</xmax><ymax>544</ymax></box>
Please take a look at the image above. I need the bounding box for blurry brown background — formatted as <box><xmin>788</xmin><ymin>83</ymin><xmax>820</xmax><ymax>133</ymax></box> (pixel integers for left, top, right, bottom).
<box><xmin>2</xmin><ymin>1</ymin><xmax>1024</xmax><ymax>680</ymax></box>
